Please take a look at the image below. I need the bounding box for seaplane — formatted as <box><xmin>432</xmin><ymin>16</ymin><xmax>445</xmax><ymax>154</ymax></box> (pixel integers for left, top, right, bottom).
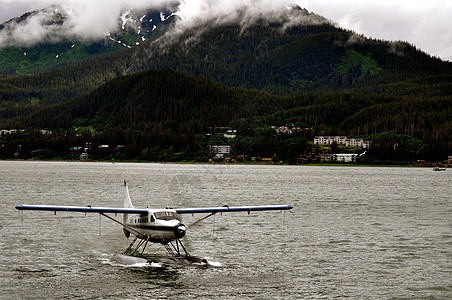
<box><xmin>16</xmin><ymin>181</ymin><xmax>293</xmax><ymax>266</ymax></box>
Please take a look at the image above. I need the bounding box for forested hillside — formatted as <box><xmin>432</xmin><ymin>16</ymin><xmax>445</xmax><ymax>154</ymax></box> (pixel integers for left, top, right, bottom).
<box><xmin>1</xmin><ymin>70</ymin><xmax>449</xmax><ymax>163</ymax></box>
<box><xmin>1</xmin><ymin>14</ymin><xmax>450</xmax><ymax>122</ymax></box>
<box><xmin>137</xmin><ymin>21</ymin><xmax>451</xmax><ymax>95</ymax></box>
<box><xmin>0</xmin><ymin>5</ymin><xmax>451</xmax><ymax>163</ymax></box>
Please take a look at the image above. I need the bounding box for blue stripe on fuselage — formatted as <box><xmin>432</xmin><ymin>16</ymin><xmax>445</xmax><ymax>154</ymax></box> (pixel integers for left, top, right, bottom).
<box><xmin>129</xmin><ymin>224</ymin><xmax>176</xmax><ymax>231</ymax></box>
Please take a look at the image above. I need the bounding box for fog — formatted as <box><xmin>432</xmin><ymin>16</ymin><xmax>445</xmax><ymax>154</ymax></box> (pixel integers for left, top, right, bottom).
<box><xmin>0</xmin><ymin>0</ymin><xmax>450</xmax><ymax>60</ymax></box>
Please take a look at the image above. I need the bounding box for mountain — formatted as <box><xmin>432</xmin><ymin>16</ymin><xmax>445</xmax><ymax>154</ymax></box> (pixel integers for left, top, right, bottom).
<box><xmin>1</xmin><ymin>9</ymin><xmax>450</xmax><ymax>123</ymax></box>
<box><xmin>0</xmin><ymin>5</ymin><xmax>451</xmax><ymax>163</ymax></box>
<box><xmin>126</xmin><ymin>5</ymin><xmax>452</xmax><ymax>95</ymax></box>
<box><xmin>0</xmin><ymin>4</ymin><xmax>177</xmax><ymax>75</ymax></box>
<box><xmin>1</xmin><ymin>5</ymin><xmax>450</xmax><ymax>99</ymax></box>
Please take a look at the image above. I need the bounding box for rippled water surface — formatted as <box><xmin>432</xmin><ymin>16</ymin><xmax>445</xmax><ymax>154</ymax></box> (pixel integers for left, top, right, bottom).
<box><xmin>1</xmin><ymin>161</ymin><xmax>451</xmax><ymax>299</ymax></box>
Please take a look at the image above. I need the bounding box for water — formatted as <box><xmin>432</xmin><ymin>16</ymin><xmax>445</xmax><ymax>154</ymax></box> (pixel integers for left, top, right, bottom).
<box><xmin>0</xmin><ymin>161</ymin><xmax>451</xmax><ymax>299</ymax></box>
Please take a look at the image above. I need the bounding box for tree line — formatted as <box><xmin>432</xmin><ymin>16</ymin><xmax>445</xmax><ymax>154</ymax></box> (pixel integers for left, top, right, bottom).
<box><xmin>1</xmin><ymin>69</ymin><xmax>449</xmax><ymax>163</ymax></box>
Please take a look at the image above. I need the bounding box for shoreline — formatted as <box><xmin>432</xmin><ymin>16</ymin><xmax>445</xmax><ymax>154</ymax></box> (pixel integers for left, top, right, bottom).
<box><xmin>0</xmin><ymin>159</ymin><xmax>446</xmax><ymax>168</ymax></box>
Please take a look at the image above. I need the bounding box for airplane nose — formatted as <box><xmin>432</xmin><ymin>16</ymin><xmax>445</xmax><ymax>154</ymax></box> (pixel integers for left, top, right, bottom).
<box><xmin>174</xmin><ymin>223</ymin><xmax>187</xmax><ymax>239</ymax></box>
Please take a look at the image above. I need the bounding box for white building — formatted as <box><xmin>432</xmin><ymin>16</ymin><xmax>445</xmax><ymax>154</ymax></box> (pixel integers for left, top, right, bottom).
<box><xmin>275</xmin><ymin>126</ymin><xmax>302</xmax><ymax>134</ymax></box>
<box><xmin>208</xmin><ymin>145</ymin><xmax>231</xmax><ymax>154</ymax></box>
<box><xmin>346</xmin><ymin>137</ymin><xmax>368</xmax><ymax>147</ymax></box>
<box><xmin>314</xmin><ymin>136</ymin><xmax>346</xmax><ymax>145</ymax></box>
<box><xmin>320</xmin><ymin>153</ymin><xmax>333</xmax><ymax>162</ymax></box>
<box><xmin>333</xmin><ymin>153</ymin><xmax>357</xmax><ymax>162</ymax></box>
<box><xmin>314</xmin><ymin>136</ymin><xmax>370</xmax><ymax>149</ymax></box>
<box><xmin>0</xmin><ymin>129</ymin><xmax>25</xmax><ymax>136</ymax></box>
<box><xmin>224</xmin><ymin>130</ymin><xmax>237</xmax><ymax>139</ymax></box>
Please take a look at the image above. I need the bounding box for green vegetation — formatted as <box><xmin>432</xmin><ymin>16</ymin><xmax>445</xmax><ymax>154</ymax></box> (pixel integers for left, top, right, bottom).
<box><xmin>0</xmin><ymin>70</ymin><xmax>449</xmax><ymax>163</ymax></box>
<box><xmin>0</xmin><ymin>11</ymin><xmax>451</xmax><ymax>164</ymax></box>
<box><xmin>0</xmin><ymin>41</ymin><xmax>122</xmax><ymax>75</ymax></box>
<box><xmin>334</xmin><ymin>49</ymin><xmax>381</xmax><ymax>78</ymax></box>
<box><xmin>0</xmin><ymin>9</ymin><xmax>176</xmax><ymax>75</ymax></box>
<box><xmin>361</xmin><ymin>132</ymin><xmax>425</xmax><ymax>165</ymax></box>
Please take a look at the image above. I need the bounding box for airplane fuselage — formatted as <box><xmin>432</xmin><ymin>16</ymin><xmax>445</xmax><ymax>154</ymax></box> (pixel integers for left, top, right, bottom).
<box><xmin>124</xmin><ymin>209</ymin><xmax>186</xmax><ymax>244</ymax></box>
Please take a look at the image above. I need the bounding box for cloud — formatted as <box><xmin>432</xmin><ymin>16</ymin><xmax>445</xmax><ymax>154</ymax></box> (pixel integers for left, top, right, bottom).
<box><xmin>183</xmin><ymin>0</ymin><xmax>326</xmax><ymax>26</ymax></box>
<box><xmin>0</xmin><ymin>0</ymin><xmax>450</xmax><ymax>60</ymax></box>
<box><xmin>298</xmin><ymin>0</ymin><xmax>452</xmax><ymax>60</ymax></box>
<box><xmin>0</xmin><ymin>6</ymin><xmax>66</xmax><ymax>47</ymax></box>
<box><xmin>0</xmin><ymin>0</ymin><xmax>51</xmax><ymax>24</ymax></box>
<box><xmin>63</xmin><ymin>0</ymin><xmax>177</xmax><ymax>40</ymax></box>
<box><xmin>0</xmin><ymin>0</ymin><xmax>327</xmax><ymax>49</ymax></box>
<box><xmin>175</xmin><ymin>0</ymin><xmax>294</xmax><ymax>26</ymax></box>
<box><xmin>0</xmin><ymin>0</ymin><xmax>176</xmax><ymax>47</ymax></box>
<box><xmin>161</xmin><ymin>0</ymin><xmax>328</xmax><ymax>48</ymax></box>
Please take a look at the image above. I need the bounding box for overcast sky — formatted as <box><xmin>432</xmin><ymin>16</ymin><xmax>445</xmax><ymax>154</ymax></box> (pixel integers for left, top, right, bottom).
<box><xmin>0</xmin><ymin>0</ymin><xmax>450</xmax><ymax>61</ymax></box>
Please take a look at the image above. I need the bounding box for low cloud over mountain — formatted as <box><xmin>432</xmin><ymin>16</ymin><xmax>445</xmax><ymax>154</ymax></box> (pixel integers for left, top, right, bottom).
<box><xmin>0</xmin><ymin>0</ymin><xmax>176</xmax><ymax>47</ymax></box>
<box><xmin>0</xmin><ymin>0</ymin><xmax>323</xmax><ymax>48</ymax></box>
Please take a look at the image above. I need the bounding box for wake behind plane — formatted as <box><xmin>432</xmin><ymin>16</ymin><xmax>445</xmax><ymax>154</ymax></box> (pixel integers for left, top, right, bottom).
<box><xmin>16</xmin><ymin>181</ymin><xmax>293</xmax><ymax>265</ymax></box>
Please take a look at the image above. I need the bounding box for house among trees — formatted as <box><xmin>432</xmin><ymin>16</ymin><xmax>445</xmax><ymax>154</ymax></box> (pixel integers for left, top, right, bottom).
<box><xmin>69</xmin><ymin>146</ymin><xmax>83</xmax><ymax>155</ymax></box>
<box><xmin>314</xmin><ymin>136</ymin><xmax>370</xmax><ymax>148</ymax></box>
<box><xmin>333</xmin><ymin>153</ymin><xmax>357</xmax><ymax>162</ymax></box>
<box><xmin>223</xmin><ymin>130</ymin><xmax>237</xmax><ymax>139</ymax></box>
<box><xmin>0</xmin><ymin>129</ymin><xmax>25</xmax><ymax>136</ymax></box>
<box><xmin>297</xmin><ymin>149</ymin><xmax>329</xmax><ymax>163</ymax></box>
<box><xmin>208</xmin><ymin>145</ymin><xmax>231</xmax><ymax>154</ymax></box>
<box><xmin>275</xmin><ymin>126</ymin><xmax>302</xmax><ymax>134</ymax></box>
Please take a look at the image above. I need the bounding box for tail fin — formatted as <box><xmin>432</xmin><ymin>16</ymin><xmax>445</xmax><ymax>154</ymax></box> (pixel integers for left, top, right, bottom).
<box><xmin>123</xmin><ymin>180</ymin><xmax>133</xmax><ymax>238</ymax></box>
<box><xmin>124</xmin><ymin>180</ymin><xmax>134</xmax><ymax>209</ymax></box>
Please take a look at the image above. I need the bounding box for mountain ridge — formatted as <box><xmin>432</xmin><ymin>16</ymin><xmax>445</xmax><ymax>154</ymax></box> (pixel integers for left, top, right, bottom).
<box><xmin>0</xmin><ymin>5</ymin><xmax>177</xmax><ymax>75</ymax></box>
<box><xmin>0</xmin><ymin>4</ymin><xmax>450</xmax><ymax>162</ymax></box>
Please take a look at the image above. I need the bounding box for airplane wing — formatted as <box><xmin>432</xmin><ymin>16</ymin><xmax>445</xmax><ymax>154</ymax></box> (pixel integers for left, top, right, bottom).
<box><xmin>15</xmin><ymin>204</ymin><xmax>292</xmax><ymax>214</ymax></box>
<box><xmin>15</xmin><ymin>204</ymin><xmax>148</xmax><ymax>215</ymax></box>
<box><xmin>175</xmin><ymin>205</ymin><xmax>293</xmax><ymax>214</ymax></box>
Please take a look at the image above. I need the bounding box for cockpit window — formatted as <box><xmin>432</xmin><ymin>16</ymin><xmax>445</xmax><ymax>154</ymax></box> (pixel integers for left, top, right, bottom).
<box><xmin>154</xmin><ymin>211</ymin><xmax>178</xmax><ymax>220</ymax></box>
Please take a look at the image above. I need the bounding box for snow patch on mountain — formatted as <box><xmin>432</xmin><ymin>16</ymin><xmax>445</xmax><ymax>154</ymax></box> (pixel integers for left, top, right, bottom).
<box><xmin>121</xmin><ymin>11</ymin><xmax>133</xmax><ymax>30</ymax></box>
<box><xmin>0</xmin><ymin>2</ymin><xmax>174</xmax><ymax>48</ymax></box>
<box><xmin>0</xmin><ymin>1</ymin><xmax>328</xmax><ymax>51</ymax></box>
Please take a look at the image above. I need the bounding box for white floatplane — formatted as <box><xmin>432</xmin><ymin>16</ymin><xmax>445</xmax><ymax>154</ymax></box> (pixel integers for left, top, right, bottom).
<box><xmin>16</xmin><ymin>181</ymin><xmax>293</xmax><ymax>265</ymax></box>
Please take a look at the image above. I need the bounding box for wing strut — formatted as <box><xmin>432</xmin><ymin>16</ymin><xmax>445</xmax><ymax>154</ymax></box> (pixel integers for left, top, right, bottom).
<box><xmin>188</xmin><ymin>212</ymin><xmax>216</xmax><ymax>227</ymax></box>
<box><xmin>99</xmin><ymin>213</ymin><xmax>143</xmax><ymax>238</ymax></box>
